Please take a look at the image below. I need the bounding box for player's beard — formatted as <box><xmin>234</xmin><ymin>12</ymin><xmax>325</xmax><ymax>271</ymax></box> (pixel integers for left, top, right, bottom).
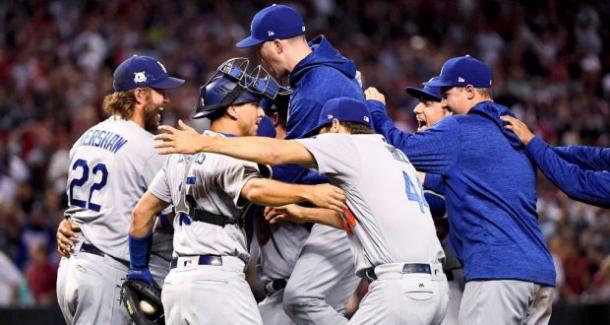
<box><xmin>143</xmin><ymin>98</ymin><xmax>164</xmax><ymax>133</ymax></box>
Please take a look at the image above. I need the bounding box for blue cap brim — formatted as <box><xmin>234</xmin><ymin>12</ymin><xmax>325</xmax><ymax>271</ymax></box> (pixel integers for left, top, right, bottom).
<box><xmin>236</xmin><ymin>36</ymin><xmax>266</xmax><ymax>48</ymax></box>
<box><xmin>149</xmin><ymin>76</ymin><xmax>186</xmax><ymax>90</ymax></box>
<box><xmin>405</xmin><ymin>87</ymin><xmax>441</xmax><ymax>101</ymax></box>
<box><xmin>422</xmin><ymin>79</ymin><xmax>455</xmax><ymax>88</ymax></box>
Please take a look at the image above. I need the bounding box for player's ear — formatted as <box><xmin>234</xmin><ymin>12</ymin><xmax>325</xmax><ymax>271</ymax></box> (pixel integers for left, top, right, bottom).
<box><xmin>271</xmin><ymin>112</ymin><xmax>280</xmax><ymax>127</ymax></box>
<box><xmin>464</xmin><ymin>85</ymin><xmax>476</xmax><ymax>100</ymax></box>
<box><xmin>226</xmin><ymin>106</ymin><xmax>239</xmax><ymax>120</ymax></box>
<box><xmin>273</xmin><ymin>39</ymin><xmax>284</xmax><ymax>55</ymax></box>
<box><xmin>133</xmin><ymin>87</ymin><xmax>149</xmax><ymax>105</ymax></box>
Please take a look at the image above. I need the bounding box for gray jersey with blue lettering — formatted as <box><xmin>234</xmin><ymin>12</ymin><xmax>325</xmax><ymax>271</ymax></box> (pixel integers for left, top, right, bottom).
<box><xmin>296</xmin><ymin>134</ymin><xmax>445</xmax><ymax>274</ymax></box>
<box><xmin>148</xmin><ymin>131</ymin><xmax>263</xmax><ymax>262</ymax></box>
<box><xmin>65</xmin><ymin>116</ymin><xmax>172</xmax><ymax>263</ymax></box>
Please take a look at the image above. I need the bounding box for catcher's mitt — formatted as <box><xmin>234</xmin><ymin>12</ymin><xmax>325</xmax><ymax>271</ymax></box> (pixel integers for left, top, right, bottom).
<box><xmin>121</xmin><ymin>279</ymin><xmax>165</xmax><ymax>325</ymax></box>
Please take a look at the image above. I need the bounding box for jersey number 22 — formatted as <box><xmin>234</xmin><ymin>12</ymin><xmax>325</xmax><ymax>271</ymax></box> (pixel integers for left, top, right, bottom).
<box><xmin>68</xmin><ymin>159</ymin><xmax>108</xmax><ymax>211</ymax></box>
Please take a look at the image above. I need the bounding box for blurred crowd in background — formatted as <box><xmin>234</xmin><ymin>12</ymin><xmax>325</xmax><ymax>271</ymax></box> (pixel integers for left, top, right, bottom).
<box><xmin>0</xmin><ymin>0</ymin><xmax>609</xmax><ymax>307</ymax></box>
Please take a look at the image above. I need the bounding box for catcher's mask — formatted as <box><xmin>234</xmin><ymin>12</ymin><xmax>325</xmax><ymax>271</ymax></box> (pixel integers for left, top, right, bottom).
<box><xmin>193</xmin><ymin>57</ymin><xmax>291</xmax><ymax>119</ymax></box>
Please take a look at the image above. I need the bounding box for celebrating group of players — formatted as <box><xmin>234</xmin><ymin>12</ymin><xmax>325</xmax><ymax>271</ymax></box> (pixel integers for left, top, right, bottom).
<box><xmin>54</xmin><ymin>3</ymin><xmax>610</xmax><ymax>325</ymax></box>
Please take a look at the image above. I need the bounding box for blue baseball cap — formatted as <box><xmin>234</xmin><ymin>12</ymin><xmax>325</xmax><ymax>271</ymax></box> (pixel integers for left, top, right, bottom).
<box><xmin>236</xmin><ymin>4</ymin><xmax>306</xmax><ymax>48</ymax></box>
<box><xmin>303</xmin><ymin>97</ymin><xmax>372</xmax><ymax>137</ymax></box>
<box><xmin>424</xmin><ymin>55</ymin><xmax>492</xmax><ymax>88</ymax></box>
<box><xmin>405</xmin><ymin>76</ymin><xmax>442</xmax><ymax>102</ymax></box>
<box><xmin>112</xmin><ymin>55</ymin><xmax>185</xmax><ymax>92</ymax></box>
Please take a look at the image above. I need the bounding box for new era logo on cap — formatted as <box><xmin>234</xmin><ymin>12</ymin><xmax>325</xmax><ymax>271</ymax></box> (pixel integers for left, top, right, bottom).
<box><xmin>458</xmin><ymin>77</ymin><xmax>465</xmax><ymax>83</ymax></box>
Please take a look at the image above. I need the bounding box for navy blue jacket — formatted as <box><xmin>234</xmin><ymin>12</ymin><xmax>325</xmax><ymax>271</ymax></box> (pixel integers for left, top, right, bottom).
<box><xmin>286</xmin><ymin>35</ymin><xmax>364</xmax><ymax>140</ymax></box>
<box><xmin>368</xmin><ymin>99</ymin><xmax>556</xmax><ymax>286</ymax></box>
<box><xmin>274</xmin><ymin>35</ymin><xmax>364</xmax><ymax>184</ymax></box>
<box><xmin>526</xmin><ymin>137</ymin><xmax>610</xmax><ymax>208</ymax></box>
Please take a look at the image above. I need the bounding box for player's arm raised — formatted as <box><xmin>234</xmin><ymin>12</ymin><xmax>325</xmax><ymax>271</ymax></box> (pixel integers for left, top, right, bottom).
<box><xmin>264</xmin><ymin>204</ymin><xmax>344</xmax><ymax>230</ymax></box>
<box><xmin>155</xmin><ymin>121</ymin><xmax>315</xmax><ymax>167</ymax></box>
<box><xmin>241</xmin><ymin>179</ymin><xmax>346</xmax><ymax>212</ymax></box>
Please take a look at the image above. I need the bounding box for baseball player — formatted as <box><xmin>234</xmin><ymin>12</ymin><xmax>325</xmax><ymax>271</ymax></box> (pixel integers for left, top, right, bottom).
<box><xmin>237</xmin><ymin>5</ymin><xmax>362</xmax><ymax>323</ymax></box>
<box><xmin>56</xmin><ymin>55</ymin><xmax>184</xmax><ymax>325</ymax></box>
<box><xmin>501</xmin><ymin>115</ymin><xmax>610</xmax><ymax>208</ymax></box>
<box><xmin>127</xmin><ymin>58</ymin><xmax>347</xmax><ymax>325</ymax></box>
<box><xmin>249</xmin><ymin>94</ymin><xmax>308</xmax><ymax>325</ymax></box>
<box><xmin>366</xmin><ymin>55</ymin><xmax>556</xmax><ymax>324</ymax></box>
<box><xmin>403</xmin><ymin>78</ymin><xmax>465</xmax><ymax>325</ymax></box>
<box><xmin>154</xmin><ymin>97</ymin><xmax>450</xmax><ymax>324</ymax></box>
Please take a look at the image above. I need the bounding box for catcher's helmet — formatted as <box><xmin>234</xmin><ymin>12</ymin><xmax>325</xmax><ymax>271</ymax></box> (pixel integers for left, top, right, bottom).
<box><xmin>194</xmin><ymin>57</ymin><xmax>291</xmax><ymax>119</ymax></box>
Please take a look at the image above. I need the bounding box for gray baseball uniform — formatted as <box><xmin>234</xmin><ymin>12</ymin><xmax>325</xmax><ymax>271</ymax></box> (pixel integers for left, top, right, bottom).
<box><xmin>148</xmin><ymin>130</ymin><xmax>263</xmax><ymax>325</ymax></box>
<box><xmin>56</xmin><ymin>116</ymin><xmax>172</xmax><ymax>325</ymax></box>
<box><xmin>283</xmin><ymin>223</ymin><xmax>360</xmax><ymax>324</ymax></box>
<box><xmin>459</xmin><ymin>280</ymin><xmax>554</xmax><ymax>325</ymax></box>
<box><xmin>424</xmin><ymin>190</ymin><xmax>465</xmax><ymax>325</ymax></box>
<box><xmin>255</xmin><ymin>220</ymin><xmax>307</xmax><ymax>325</ymax></box>
<box><xmin>296</xmin><ymin>133</ymin><xmax>449</xmax><ymax>324</ymax></box>
<box><xmin>255</xmin><ymin>219</ymin><xmax>357</xmax><ymax>325</ymax></box>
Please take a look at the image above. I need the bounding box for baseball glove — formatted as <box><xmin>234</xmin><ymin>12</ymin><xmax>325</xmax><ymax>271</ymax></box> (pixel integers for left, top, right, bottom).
<box><xmin>121</xmin><ymin>279</ymin><xmax>165</xmax><ymax>325</ymax></box>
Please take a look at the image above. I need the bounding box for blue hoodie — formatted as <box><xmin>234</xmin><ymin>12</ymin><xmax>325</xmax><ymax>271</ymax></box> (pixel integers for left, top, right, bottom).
<box><xmin>286</xmin><ymin>35</ymin><xmax>364</xmax><ymax>140</ymax></box>
<box><xmin>368</xmin><ymin>99</ymin><xmax>556</xmax><ymax>286</ymax></box>
<box><xmin>273</xmin><ymin>35</ymin><xmax>364</xmax><ymax>184</ymax></box>
<box><xmin>526</xmin><ymin>138</ymin><xmax>610</xmax><ymax>208</ymax></box>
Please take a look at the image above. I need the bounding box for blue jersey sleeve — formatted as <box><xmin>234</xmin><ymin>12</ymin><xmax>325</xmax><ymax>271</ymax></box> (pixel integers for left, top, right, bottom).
<box><xmin>553</xmin><ymin>145</ymin><xmax>610</xmax><ymax>171</ymax></box>
<box><xmin>527</xmin><ymin>137</ymin><xmax>610</xmax><ymax>208</ymax></box>
<box><xmin>367</xmin><ymin>100</ymin><xmax>460</xmax><ymax>175</ymax></box>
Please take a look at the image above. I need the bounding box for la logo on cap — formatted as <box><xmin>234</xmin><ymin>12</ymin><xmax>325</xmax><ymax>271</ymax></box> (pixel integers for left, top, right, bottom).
<box><xmin>157</xmin><ymin>61</ymin><xmax>167</xmax><ymax>73</ymax></box>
